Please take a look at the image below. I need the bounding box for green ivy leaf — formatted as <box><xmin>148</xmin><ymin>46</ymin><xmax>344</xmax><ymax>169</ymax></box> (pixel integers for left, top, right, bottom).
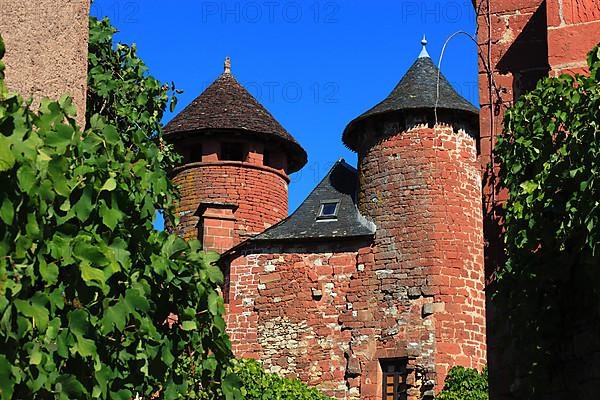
<box><xmin>14</xmin><ymin>299</ymin><xmax>49</xmax><ymax>333</ymax></box>
<box><xmin>39</xmin><ymin>262</ymin><xmax>59</xmax><ymax>285</ymax></box>
<box><xmin>208</xmin><ymin>292</ymin><xmax>222</xmax><ymax>316</ymax></box>
<box><xmin>80</xmin><ymin>263</ymin><xmax>106</xmax><ymax>289</ymax></box>
<box><xmin>0</xmin><ymin>197</ymin><xmax>14</xmax><ymax>225</ymax></box>
<box><xmin>0</xmin><ymin>135</ymin><xmax>15</xmax><ymax>172</ymax></box>
<box><xmin>56</xmin><ymin>375</ymin><xmax>86</xmax><ymax>397</ymax></box>
<box><xmin>163</xmin><ymin>235</ymin><xmax>187</xmax><ymax>257</ymax></box>
<box><xmin>101</xmin><ymin>301</ymin><xmax>127</xmax><ymax>334</ymax></box>
<box><xmin>0</xmin><ymin>355</ymin><xmax>14</xmax><ymax>399</ymax></box>
<box><xmin>206</xmin><ymin>265</ymin><xmax>224</xmax><ymax>285</ymax></box>
<box><xmin>99</xmin><ymin>201</ymin><xmax>123</xmax><ymax>231</ymax></box>
<box><xmin>100</xmin><ymin>177</ymin><xmax>117</xmax><ymax>192</ymax></box>
<box><xmin>73</xmin><ymin>187</ymin><xmax>93</xmax><ymax>222</ymax></box>
<box><xmin>16</xmin><ymin>164</ymin><xmax>36</xmax><ymax>193</ymax></box>
<box><xmin>46</xmin><ymin>123</ymin><xmax>75</xmax><ymax>150</ymax></box>
<box><xmin>181</xmin><ymin>321</ymin><xmax>196</xmax><ymax>331</ymax></box>
<box><xmin>222</xmin><ymin>373</ymin><xmax>242</xmax><ymax>400</ymax></box>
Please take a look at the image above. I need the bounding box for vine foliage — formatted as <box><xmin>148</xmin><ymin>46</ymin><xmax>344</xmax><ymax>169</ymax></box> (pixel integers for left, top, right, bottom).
<box><xmin>435</xmin><ymin>366</ymin><xmax>488</xmax><ymax>400</ymax></box>
<box><xmin>494</xmin><ymin>44</ymin><xmax>600</xmax><ymax>396</ymax></box>
<box><xmin>232</xmin><ymin>359</ymin><xmax>332</xmax><ymax>400</ymax></box>
<box><xmin>0</xmin><ymin>18</ymin><xmax>239</xmax><ymax>399</ymax></box>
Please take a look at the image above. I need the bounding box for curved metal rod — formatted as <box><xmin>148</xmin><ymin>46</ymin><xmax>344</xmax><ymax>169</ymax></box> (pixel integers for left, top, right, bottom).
<box><xmin>435</xmin><ymin>30</ymin><xmax>478</xmax><ymax>125</ymax></box>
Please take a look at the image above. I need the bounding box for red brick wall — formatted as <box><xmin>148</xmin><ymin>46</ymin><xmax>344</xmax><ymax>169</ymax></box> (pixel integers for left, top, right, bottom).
<box><xmin>356</xmin><ymin>122</ymin><xmax>486</xmax><ymax>394</ymax></box>
<box><xmin>168</xmin><ymin>137</ymin><xmax>289</xmax><ymax>249</ymax></box>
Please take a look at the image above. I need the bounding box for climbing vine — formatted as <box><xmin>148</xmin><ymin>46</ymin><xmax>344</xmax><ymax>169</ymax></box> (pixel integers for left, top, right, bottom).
<box><xmin>494</xmin><ymin>44</ymin><xmax>600</xmax><ymax>397</ymax></box>
<box><xmin>436</xmin><ymin>366</ymin><xmax>488</xmax><ymax>400</ymax></box>
<box><xmin>87</xmin><ymin>16</ymin><xmax>182</xmax><ymax>221</ymax></box>
<box><xmin>0</xmin><ymin>17</ymin><xmax>238</xmax><ymax>399</ymax></box>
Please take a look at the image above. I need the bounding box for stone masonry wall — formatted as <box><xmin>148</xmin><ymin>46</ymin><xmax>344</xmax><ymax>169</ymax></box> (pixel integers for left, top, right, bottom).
<box><xmin>477</xmin><ymin>0</ymin><xmax>550</xmax><ymax>272</ymax></box>
<box><xmin>225</xmin><ymin>241</ymin><xmax>368</xmax><ymax>400</ymax></box>
<box><xmin>477</xmin><ymin>0</ymin><xmax>599</xmax><ymax>270</ymax></box>
<box><xmin>356</xmin><ymin>123</ymin><xmax>486</xmax><ymax>395</ymax></box>
<box><xmin>224</xmin><ymin>123</ymin><xmax>486</xmax><ymax>400</ymax></box>
<box><xmin>170</xmin><ymin>161</ymin><xmax>288</xmax><ymax>247</ymax></box>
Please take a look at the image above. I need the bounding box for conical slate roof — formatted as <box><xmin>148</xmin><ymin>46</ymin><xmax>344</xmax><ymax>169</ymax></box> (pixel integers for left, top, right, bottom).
<box><xmin>165</xmin><ymin>58</ymin><xmax>307</xmax><ymax>172</ymax></box>
<box><xmin>343</xmin><ymin>38</ymin><xmax>479</xmax><ymax>151</ymax></box>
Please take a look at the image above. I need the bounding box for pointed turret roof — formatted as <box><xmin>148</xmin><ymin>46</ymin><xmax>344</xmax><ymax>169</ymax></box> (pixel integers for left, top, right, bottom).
<box><xmin>343</xmin><ymin>37</ymin><xmax>479</xmax><ymax>151</ymax></box>
<box><xmin>165</xmin><ymin>58</ymin><xmax>307</xmax><ymax>172</ymax></box>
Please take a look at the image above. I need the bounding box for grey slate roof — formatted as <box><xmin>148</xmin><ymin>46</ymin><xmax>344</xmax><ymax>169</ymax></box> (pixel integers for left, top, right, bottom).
<box><xmin>249</xmin><ymin>159</ymin><xmax>375</xmax><ymax>241</ymax></box>
<box><xmin>343</xmin><ymin>51</ymin><xmax>479</xmax><ymax>151</ymax></box>
<box><xmin>164</xmin><ymin>68</ymin><xmax>307</xmax><ymax>173</ymax></box>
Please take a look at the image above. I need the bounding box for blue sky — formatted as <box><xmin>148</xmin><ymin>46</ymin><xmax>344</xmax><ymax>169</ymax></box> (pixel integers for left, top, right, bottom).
<box><xmin>90</xmin><ymin>1</ymin><xmax>478</xmax><ymax>228</ymax></box>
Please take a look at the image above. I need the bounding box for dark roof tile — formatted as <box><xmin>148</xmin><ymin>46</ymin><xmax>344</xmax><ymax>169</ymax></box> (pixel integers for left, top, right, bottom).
<box><xmin>343</xmin><ymin>43</ymin><xmax>479</xmax><ymax>151</ymax></box>
<box><xmin>248</xmin><ymin>159</ymin><xmax>375</xmax><ymax>242</ymax></box>
<box><xmin>164</xmin><ymin>65</ymin><xmax>307</xmax><ymax>172</ymax></box>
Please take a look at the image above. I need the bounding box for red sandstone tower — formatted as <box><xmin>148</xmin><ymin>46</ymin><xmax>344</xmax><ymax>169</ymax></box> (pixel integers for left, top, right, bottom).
<box><xmin>166</xmin><ymin>43</ymin><xmax>486</xmax><ymax>400</ymax></box>
<box><xmin>164</xmin><ymin>58</ymin><xmax>307</xmax><ymax>252</ymax></box>
<box><xmin>342</xmin><ymin>38</ymin><xmax>486</xmax><ymax>395</ymax></box>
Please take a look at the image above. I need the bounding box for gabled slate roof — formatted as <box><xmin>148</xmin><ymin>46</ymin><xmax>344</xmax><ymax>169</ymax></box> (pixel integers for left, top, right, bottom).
<box><xmin>248</xmin><ymin>159</ymin><xmax>375</xmax><ymax>241</ymax></box>
<box><xmin>164</xmin><ymin>60</ymin><xmax>307</xmax><ymax>172</ymax></box>
<box><xmin>343</xmin><ymin>39</ymin><xmax>479</xmax><ymax>151</ymax></box>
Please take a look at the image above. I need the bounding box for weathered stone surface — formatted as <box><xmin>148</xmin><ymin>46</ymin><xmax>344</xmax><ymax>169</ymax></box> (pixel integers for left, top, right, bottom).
<box><xmin>222</xmin><ymin>123</ymin><xmax>486</xmax><ymax>400</ymax></box>
<box><xmin>0</xmin><ymin>0</ymin><xmax>90</xmax><ymax>127</ymax></box>
<box><xmin>356</xmin><ymin>123</ymin><xmax>486</xmax><ymax>392</ymax></box>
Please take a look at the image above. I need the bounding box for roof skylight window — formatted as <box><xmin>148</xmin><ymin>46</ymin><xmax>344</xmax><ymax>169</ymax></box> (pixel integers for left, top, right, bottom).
<box><xmin>317</xmin><ymin>201</ymin><xmax>339</xmax><ymax>220</ymax></box>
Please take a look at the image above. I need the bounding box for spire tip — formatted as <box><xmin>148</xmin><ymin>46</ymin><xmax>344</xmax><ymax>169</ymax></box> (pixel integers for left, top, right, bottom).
<box><xmin>224</xmin><ymin>56</ymin><xmax>231</xmax><ymax>74</ymax></box>
<box><xmin>418</xmin><ymin>35</ymin><xmax>430</xmax><ymax>58</ymax></box>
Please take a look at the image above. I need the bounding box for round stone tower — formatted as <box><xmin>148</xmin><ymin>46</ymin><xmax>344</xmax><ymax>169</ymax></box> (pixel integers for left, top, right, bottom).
<box><xmin>165</xmin><ymin>58</ymin><xmax>307</xmax><ymax>253</ymax></box>
<box><xmin>342</xmin><ymin>38</ymin><xmax>486</xmax><ymax>391</ymax></box>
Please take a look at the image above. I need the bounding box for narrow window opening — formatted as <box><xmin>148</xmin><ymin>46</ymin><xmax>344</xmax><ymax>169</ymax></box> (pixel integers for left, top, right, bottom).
<box><xmin>221</xmin><ymin>142</ymin><xmax>247</xmax><ymax>162</ymax></box>
<box><xmin>381</xmin><ymin>359</ymin><xmax>408</xmax><ymax>400</ymax></box>
<box><xmin>190</xmin><ymin>146</ymin><xmax>203</xmax><ymax>163</ymax></box>
<box><xmin>317</xmin><ymin>200</ymin><xmax>340</xmax><ymax>220</ymax></box>
<box><xmin>264</xmin><ymin>149</ymin><xmax>273</xmax><ymax>168</ymax></box>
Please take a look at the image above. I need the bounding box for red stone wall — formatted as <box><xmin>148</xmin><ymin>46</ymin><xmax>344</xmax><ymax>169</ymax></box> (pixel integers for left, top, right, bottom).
<box><xmin>476</xmin><ymin>1</ymin><xmax>600</xmax><ymax>398</ymax></box>
<box><xmin>477</xmin><ymin>0</ymin><xmax>549</xmax><ymax>273</ymax></box>
<box><xmin>170</xmin><ymin>160</ymin><xmax>288</xmax><ymax>248</ymax></box>
<box><xmin>476</xmin><ymin>0</ymin><xmax>599</xmax><ymax>269</ymax></box>
<box><xmin>224</xmin><ymin>242</ymin><xmax>367</xmax><ymax>400</ymax></box>
<box><xmin>224</xmin><ymin>123</ymin><xmax>486</xmax><ymax>400</ymax></box>
<box><xmin>356</xmin><ymin>123</ymin><xmax>486</xmax><ymax>394</ymax></box>
<box><xmin>547</xmin><ymin>0</ymin><xmax>600</xmax><ymax>75</ymax></box>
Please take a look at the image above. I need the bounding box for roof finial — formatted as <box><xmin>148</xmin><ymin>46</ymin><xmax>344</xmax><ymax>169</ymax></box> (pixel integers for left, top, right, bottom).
<box><xmin>419</xmin><ymin>35</ymin><xmax>430</xmax><ymax>58</ymax></box>
<box><xmin>224</xmin><ymin>56</ymin><xmax>231</xmax><ymax>74</ymax></box>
